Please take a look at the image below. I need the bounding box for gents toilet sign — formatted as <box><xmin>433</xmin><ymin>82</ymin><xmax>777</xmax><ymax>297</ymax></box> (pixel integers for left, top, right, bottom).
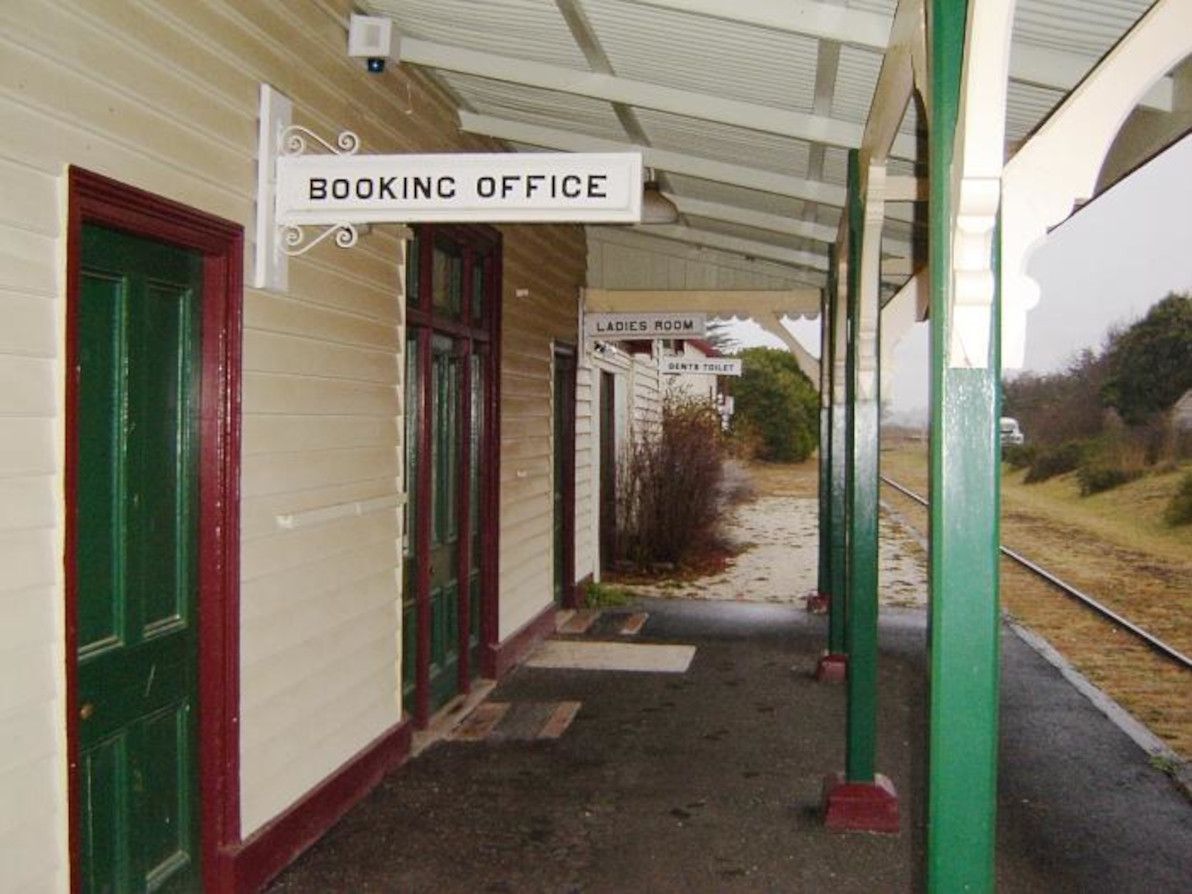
<box><xmin>277</xmin><ymin>151</ymin><xmax>643</xmax><ymax>224</ymax></box>
<box><xmin>660</xmin><ymin>356</ymin><xmax>742</xmax><ymax>376</ymax></box>
<box><xmin>585</xmin><ymin>313</ymin><xmax>706</xmax><ymax>340</ymax></box>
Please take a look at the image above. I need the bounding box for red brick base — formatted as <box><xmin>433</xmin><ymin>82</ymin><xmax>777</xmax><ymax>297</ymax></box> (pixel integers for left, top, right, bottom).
<box><xmin>822</xmin><ymin>772</ymin><xmax>900</xmax><ymax>834</ymax></box>
<box><xmin>815</xmin><ymin>652</ymin><xmax>848</xmax><ymax>683</ymax></box>
<box><xmin>804</xmin><ymin>592</ymin><xmax>830</xmax><ymax>614</ymax></box>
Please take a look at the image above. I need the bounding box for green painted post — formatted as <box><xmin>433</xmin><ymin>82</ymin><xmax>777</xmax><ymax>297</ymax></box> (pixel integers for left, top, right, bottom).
<box><xmin>928</xmin><ymin>0</ymin><xmax>1001</xmax><ymax>890</ymax></box>
<box><xmin>844</xmin><ymin>149</ymin><xmax>878</xmax><ymax>782</ymax></box>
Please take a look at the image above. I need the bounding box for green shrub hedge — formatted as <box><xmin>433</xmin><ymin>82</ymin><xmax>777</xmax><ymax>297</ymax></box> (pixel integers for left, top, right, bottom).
<box><xmin>1164</xmin><ymin>471</ymin><xmax>1192</xmax><ymax>526</ymax></box>
<box><xmin>1024</xmin><ymin>441</ymin><xmax>1085</xmax><ymax>483</ymax></box>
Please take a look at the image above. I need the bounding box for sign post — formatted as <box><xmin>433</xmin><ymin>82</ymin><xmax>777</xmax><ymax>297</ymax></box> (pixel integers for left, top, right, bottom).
<box><xmin>584</xmin><ymin>312</ymin><xmax>706</xmax><ymax>340</ymax></box>
<box><xmin>254</xmin><ymin>85</ymin><xmax>644</xmax><ymax>290</ymax></box>
<box><xmin>660</xmin><ymin>356</ymin><xmax>742</xmax><ymax>376</ymax></box>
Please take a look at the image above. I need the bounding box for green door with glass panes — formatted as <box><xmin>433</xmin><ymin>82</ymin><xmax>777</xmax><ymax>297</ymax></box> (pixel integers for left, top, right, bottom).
<box><xmin>76</xmin><ymin>225</ymin><xmax>202</xmax><ymax>893</ymax></box>
<box><xmin>428</xmin><ymin>334</ymin><xmax>463</xmax><ymax>708</ymax></box>
<box><xmin>404</xmin><ymin>232</ymin><xmax>492</xmax><ymax>718</ymax></box>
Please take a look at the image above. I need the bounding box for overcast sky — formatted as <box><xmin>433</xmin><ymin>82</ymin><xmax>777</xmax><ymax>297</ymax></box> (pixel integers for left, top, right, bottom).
<box><xmin>731</xmin><ymin>133</ymin><xmax>1192</xmax><ymax>419</ymax></box>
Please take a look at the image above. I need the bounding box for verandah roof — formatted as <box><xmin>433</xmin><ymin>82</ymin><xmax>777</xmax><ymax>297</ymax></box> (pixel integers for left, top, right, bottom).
<box><xmin>358</xmin><ymin>0</ymin><xmax>1168</xmax><ymax>291</ymax></box>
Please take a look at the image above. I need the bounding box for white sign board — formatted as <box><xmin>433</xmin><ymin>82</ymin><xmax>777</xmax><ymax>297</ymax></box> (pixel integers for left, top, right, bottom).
<box><xmin>660</xmin><ymin>357</ymin><xmax>742</xmax><ymax>377</ymax></box>
<box><xmin>585</xmin><ymin>313</ymin><xmax>706</xmax><ymax>340</ymax></box>
<box><xmin>277</xmin><ymin>152</ymin><xmax>643</xmax><ymax>224</ymax></box>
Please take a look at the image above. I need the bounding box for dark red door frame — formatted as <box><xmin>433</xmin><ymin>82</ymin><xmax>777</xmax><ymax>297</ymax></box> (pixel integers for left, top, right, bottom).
<box><xmin>406</xmin><ymin>224</ymin><xmax>502</xmax><ymax>724</ymax></box>
<box><xmin>554</xmin><ymin>345</ymin><xmax>578</xmax><ymax>608</ymax></box>
<box><xmin>65</xmin><ymin>168</ymin><xmax>243</xmax><ymax>892</ymax></box>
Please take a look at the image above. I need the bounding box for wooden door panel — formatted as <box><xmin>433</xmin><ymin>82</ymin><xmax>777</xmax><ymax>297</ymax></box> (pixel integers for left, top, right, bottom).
<box><xmin>77</xmin><ymin>270</ymin><xmax>125</xmax><ymax>655</ymax></box>
<box><xmin>77</xmin><ymin>225</ymin><xmax>201</xmax><ymax>893</ymax></box>
<box><xmin>82</xmin><ymin>734</ymin><xmax>127</xmax><ymax>893</ymax></box>
<box><xmin>138</xmin><ymin>704</ymin><xmax>195</xmax><ymax>889</ymax></box>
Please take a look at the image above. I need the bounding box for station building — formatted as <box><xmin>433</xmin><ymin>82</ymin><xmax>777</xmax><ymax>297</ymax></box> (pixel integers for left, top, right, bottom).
<box><xmin>0</xmin><ymin>1</ymin><xmax>1189</xmax><ymax>891</ymax></box>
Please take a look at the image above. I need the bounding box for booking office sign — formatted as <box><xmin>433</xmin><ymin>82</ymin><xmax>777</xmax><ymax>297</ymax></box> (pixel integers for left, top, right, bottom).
<box><xmin>276</xmin><ymin>150</ymin><xmax>643</xmax><ymax>231</ymax></box>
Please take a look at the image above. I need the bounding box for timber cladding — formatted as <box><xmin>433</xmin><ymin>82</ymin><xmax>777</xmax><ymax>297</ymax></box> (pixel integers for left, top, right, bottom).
<box><xmin>497</xmin><ymin>224</ymin><xmax>588</xmax><ymax>640</ymax></box>
<box><xmin>0</xmin><ymin>1</ymin><xmax>586</xmax><ymax>889</ymax></box>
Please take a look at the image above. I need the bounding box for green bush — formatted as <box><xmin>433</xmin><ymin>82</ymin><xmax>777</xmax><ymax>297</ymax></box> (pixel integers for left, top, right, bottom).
<box><xmin>1002</xmin><ymin>443</ymin><xmax>1036</xmax><ymax>470</ymax></box>
<box><xmin>616</xmin><ymin>394</ymin><xmax>726</xmax><ymax>566</ymax></box>
<box><xmin>730</xmin><ymin>347</ymin><xmax>819</xmax><ymax>462</ymax></box>
<box><xmin>1074</xmin><ymin>430</ymin><xmax>1150</xmax><ymax>496</ymax></box>
<box><xmin>584</xmin><ymin>581</ymin><xmax>633</xmax><ymax>608</ymax></box>
<box><xmin>1076</xmin><ymin>459</ymin><xmax>1143</xmax><ymax>496</ymax></box>
<box><xmin>1024</xmin><ymin>441</ymin><xmax>1085</xmax><ymax>483</ymax></box>
<box><xmin>1163</xmin><ymin>471</ymin><xmax>1192</xmax><ymax>526</ymax></box>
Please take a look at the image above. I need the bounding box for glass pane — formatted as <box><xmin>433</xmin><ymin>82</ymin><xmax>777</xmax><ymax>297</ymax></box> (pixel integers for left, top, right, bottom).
<box><xmin>431</xmin><ymin>336</ymin><xmax>459</xmax><ymax>545</ymax></box>
<box><xmin>470</xmin><ymin>353</ymin><xmax>484</xmax><ymax>568</ymax></box>
<box><xmin>403</xmin><ymin>334</ymin><xmax>420</xmax><ymax>558</ymax></box>
<box><xmin>405</xmin><ymin>232</ymin><xmax>420</xmax><ymax>308</ymax></box>
<box><xmin>471</xmin><ymin>255</ymin><xmax>486</xmax><ymax>323</ymax></box>
<box><xmin>432</xmin><ymin>244</ymin><xmax>462</xmax><ymax>319</ymax></box>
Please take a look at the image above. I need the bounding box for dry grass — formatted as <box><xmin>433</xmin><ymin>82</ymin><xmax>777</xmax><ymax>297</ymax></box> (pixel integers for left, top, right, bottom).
<box><xmin>880</xmin><ymin>438</ymin><xmax>1192</xmax><ymax>758</ymax></box>
<box><xmin>744</xmin><ymin>458</ymin><xmax>819</xmax><ymax>498</ymax></box>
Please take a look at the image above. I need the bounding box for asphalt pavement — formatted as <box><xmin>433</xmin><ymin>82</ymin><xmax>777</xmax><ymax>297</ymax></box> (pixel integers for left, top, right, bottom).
<box><xmin>269</xmin><ymin>598</ymin><xmax>1192</xmax><ymax>893</ymax></box>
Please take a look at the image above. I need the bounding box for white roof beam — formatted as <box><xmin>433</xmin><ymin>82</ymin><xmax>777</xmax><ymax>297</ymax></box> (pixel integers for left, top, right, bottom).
<box><xmin>401</xmin><ymin>36</ymin><xmax>917</xmax><ymax>156</ymax></box>
<box><xmin>1011</xmin><ymin>42</ymin><xmax>1171</xmax><ymax>112</ymax></box>
<box><xmin>624</xmin><ymin>0</ymin><xmax>1172</xmax><ymax>111</ymax></box>
<box><xmin>624</xmin><ymin>0</ymin><xmax>892</xmax><ymax>49</ymax></box>
<box><xmin>756</xmin><ymin>311</ymin><xmax>821</xmax><ymax>381</ymax></box>
<box><xmin>589</xmin><ymin>227</ymin><xmax>818</xmax><ymax>285</ymax></box>
<box><xmin>667</xmin><ymin>195</ymin><xmax>837</xmax><ymax>242</ymax></box>
<box><xmin>458</xmin><ymin>112</ymin><xmax>848</xmax><ymax>204</ymax></box>
<box><xmin>584</xmin><ymin>288</ymin><xmax>821</xmax><ymax>316</ymax></box>
<box><xmin>859</xmin><ymin>0</ymin><xmax>922</xmax><ymax>166</ymax></box>
<box><xmin>667</xmin><ymin>194</ymin><xmax>913</xmax><ymax>255</ymax></box>
<box><xmin>632</xmin><ymin>225</ymin><xmax>829</xmax><ymax>273</ymax></box>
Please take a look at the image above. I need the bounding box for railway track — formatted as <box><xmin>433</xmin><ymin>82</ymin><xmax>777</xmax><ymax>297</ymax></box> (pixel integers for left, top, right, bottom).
<box><xmin>880</xmin><ymin>475</ymin><xmax>1192</xmax><ymax>673</ymax></box>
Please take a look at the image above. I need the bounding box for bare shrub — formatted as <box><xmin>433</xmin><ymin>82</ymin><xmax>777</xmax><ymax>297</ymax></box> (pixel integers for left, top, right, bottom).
<box><xmin>1003</xmin><ymin>348</ymin><xmax>1109</xmax><ymax>448</ymax></box>
<box><xmin>616</xmin><ymin>394</ymin><xmax>726</xmax><ymax>567</ymax></box>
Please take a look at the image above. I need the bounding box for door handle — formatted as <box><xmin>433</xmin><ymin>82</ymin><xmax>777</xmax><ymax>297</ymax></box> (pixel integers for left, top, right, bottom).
<box><xmin>80</xmin><ymin>702</ymin><xmax>95</xmax><ymax>720</ymax></box>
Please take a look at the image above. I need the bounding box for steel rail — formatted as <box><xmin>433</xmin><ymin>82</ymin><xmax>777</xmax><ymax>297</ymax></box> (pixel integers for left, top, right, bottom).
<box><xmin>880</xmin><ymin>475</ymin><xmax>1192</xmax><ymax>672</ymax></box>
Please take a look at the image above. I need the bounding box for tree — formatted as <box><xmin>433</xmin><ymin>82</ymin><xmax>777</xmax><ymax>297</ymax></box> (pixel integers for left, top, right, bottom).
<box><xmin>704</xmin><ymin>318</ymin><xmax>739</xmax><ymax>353</ymax></box>
<box><xmin>1101</xmin><ymin>292</ymin><xmax>1192</xmax><ymax>425</ymax></box>
<box><xmin>731</xmin><ymin>347</ymin><xmax>819</xmax><ymax>461</ymax></box>
<box><xmin>1002</xmin><ymin>347</ymin><xmax>1110</xmax><ymax>446</ymax></box>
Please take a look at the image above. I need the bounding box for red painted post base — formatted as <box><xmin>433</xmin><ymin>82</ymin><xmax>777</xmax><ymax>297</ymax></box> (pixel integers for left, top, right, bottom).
<box><xmin>822</xmin><ymin>772</ymin><xmax>900</xmax><ymax>834</ymax></box>
<box><xmin>804</xmin><ymin>591</ymin><xmax>830</xmax><ymax>614</ymax></box>
<box><xmin>814</xmin><ymin>652</ymin><xmax>848</xmax><ymax>683</ymax></box>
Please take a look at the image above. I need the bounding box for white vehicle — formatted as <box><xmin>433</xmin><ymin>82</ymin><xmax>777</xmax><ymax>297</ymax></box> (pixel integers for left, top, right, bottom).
<box><xmin>1000</xmin><ymin>417</ymin><xmax>1025</xmax><ymax>446</ymax></box>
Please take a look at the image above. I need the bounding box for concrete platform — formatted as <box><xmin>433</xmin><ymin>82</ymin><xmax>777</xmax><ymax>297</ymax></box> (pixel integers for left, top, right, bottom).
<box><xmin>268</xmin><ymin>599</ymin><xmax>1192</xmax><ymax>893</ymax></box>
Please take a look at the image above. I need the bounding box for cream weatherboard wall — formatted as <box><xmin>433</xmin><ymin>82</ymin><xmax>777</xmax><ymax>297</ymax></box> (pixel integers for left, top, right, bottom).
<box><xmin>577</xmin><ymin>344</ymin><xmax>662</xmax><ymax>584</ymax></box>
<box><xmin>497</xmin><ymin>224</ymin><xmax>587</xmax><ymax>640</ymax></box>
<box><xmin>0</xmin><ymin>0</ymin><xmax>586</xmax><ymax>886</ymax></box>
<box><xmin>573</xmin><ymin>347</ymin><xmax>597</xmax><ymax>588</ymax></box>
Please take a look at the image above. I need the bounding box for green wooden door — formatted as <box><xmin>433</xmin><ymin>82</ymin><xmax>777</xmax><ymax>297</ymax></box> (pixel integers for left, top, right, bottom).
<box><xmin>428</xmin><ymin>335</ymin><xmax>463</xmax><ymax>710</ymax></box>
<box><xmin>76</xmin><ymin>225</ymin><xmax>203</xmax><ymax>892</ymax></box>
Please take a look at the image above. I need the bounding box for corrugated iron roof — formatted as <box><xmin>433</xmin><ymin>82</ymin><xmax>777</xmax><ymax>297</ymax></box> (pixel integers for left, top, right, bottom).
<box><xmin>362</xmin><ymin>0</ymin><xmax>1178</xmax><ymax>285</ymax></box>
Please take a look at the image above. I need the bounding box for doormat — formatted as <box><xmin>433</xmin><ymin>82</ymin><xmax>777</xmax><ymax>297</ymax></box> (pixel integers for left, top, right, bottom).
<box><xmin>449</xmin><ymin>701</ymin><xmax>582</xmax><ymax>742</ymax></box>
<box><xmin>525</xmin><ymin>640</ymin><xmax>695</xmax><ymax>673</ymax></box>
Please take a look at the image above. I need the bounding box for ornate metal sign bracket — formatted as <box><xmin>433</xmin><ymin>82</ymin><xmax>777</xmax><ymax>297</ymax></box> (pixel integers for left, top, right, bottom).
<box><xmin>277</xmin><ymin>124</ymin><xmax>362</xmax><ymax>258</ymax></box>
<box><xmin>254</xmin><ymin>85</ymin><xmax>369</xmax><ymax>290</ymax></box>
